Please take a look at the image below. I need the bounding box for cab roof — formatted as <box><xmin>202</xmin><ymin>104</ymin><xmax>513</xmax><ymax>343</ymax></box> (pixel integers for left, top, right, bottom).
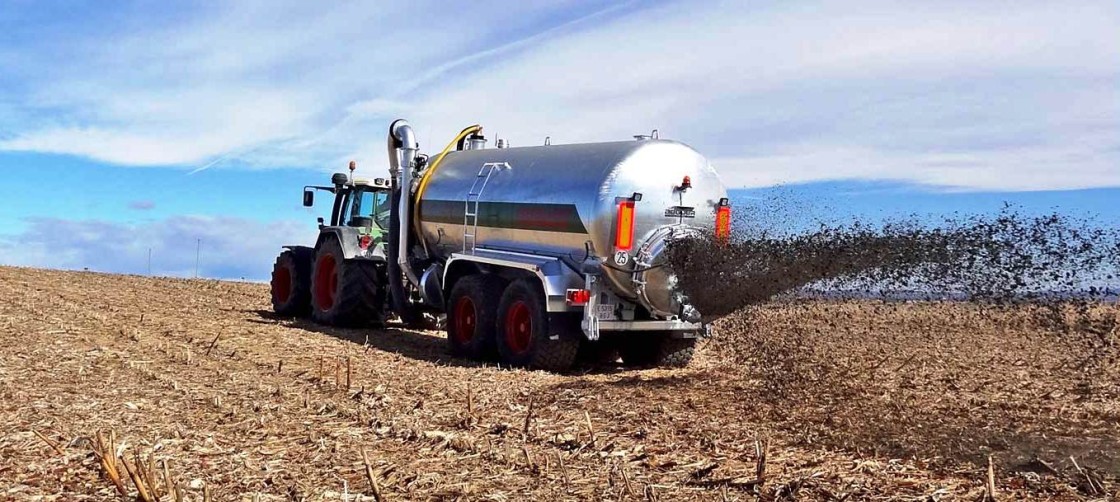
<box><xmin>351</xmin><ymin>178</ymin><xmax>391</xmax><ymax>189</ymax></box>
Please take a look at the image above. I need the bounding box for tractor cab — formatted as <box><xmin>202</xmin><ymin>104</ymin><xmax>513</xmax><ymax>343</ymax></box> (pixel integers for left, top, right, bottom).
<box><xmin>303</xmin><ymin>173</ymin><xmax>393</xmax><ymax>246</ymax></box>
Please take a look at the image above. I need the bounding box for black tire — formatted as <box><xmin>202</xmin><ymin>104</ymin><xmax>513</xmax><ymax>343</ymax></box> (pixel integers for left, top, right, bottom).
<box><xmin>619</xmin><ymin>333</ymin><xmax>697</xmax><ymax>368</ymax></box>
<box><xmin>271</xmin><ymin>249</ymin><xmax>311</xmax><ymax>316</ymax></box>
<box><xmin>446</xmin><ymin>275</ymin><xmax>505</xmax><ymax>359</ymax></box>
<box><xmin>496</xmin><ymin>279</ymin><xmax>579</xmax><ymax>372</ymax></box>
<box><xmin>310</xmin><ymin>239</ymin><xmax>384</xmax><ymax>327</ymax></box>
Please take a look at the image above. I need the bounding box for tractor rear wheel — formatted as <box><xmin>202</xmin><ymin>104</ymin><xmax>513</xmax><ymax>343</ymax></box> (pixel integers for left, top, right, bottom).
<box><xmin>496</xmin><ymin>279</ymin><xmax>579</xmax><ymax>372</ymax></box>
<box><xmin>619</xmin><ymin>333</ymin><xmax>697</xmax><ymax>368</ymax></box>
<box><xmin>271</xmin><ymin>249</ymin><xmax>311</xmax><ymax>316</ymax></box>
<box><xmin>310</xmin><ymin>239</ymin><xmax>384</xmax><ymax>327</ymax></box>
<box><xmin>445</xmin><ymin>274</ymin><xmax>505</xmax><ymax>359</ymax></box>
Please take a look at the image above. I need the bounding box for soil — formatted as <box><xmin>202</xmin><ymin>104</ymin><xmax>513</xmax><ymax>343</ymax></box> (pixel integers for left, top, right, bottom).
<box><xmin>1</xmin><ymin>266</ymin><xmax>1117</xmax><ymax>500</ymax></box>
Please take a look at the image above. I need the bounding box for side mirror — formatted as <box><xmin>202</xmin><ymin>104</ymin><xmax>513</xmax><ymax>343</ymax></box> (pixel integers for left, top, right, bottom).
<box><xmin>302</xmin><ymin>190</ymin><xmax>314</xmax><ymax>207</ymax></box>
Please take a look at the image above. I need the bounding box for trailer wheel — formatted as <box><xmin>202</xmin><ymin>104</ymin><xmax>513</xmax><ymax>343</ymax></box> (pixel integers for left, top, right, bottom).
<box><xmin>496</xmin><ymin>279</ymin><xmax>579</xmax><ymax>372</ymax></box>
<box><xmin>446</xmin><ymin>275</ymin><xmax>504</xmax><ymax>359</ymax></box>
<box><xmin>271</xmin><ymin>249</ymin><xmax>311</xmax><ymax>316</ymax></box>
<box><xmin>311</xmin><ymin>239</ymin><xmax>384</xmax><ymax>327</ymax></box>
<box><xmin>619</xmin><ymin>334</ymin><xmax>697</xmax><ymax>368</ymax></box>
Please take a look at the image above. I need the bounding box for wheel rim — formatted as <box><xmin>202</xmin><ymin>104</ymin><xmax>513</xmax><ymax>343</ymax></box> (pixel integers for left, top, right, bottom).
<box><xmin>314</xmin><ymin>254</ymin><xmax>337</xmax><ymax>311</ymax></box>
<box><xmin>504</xmin><ymin>300</ymin><xmax>532</xmax><ymax>355</ymax></box>
<box><xmin>272</xmin><ymin>265</ymin><xmax>292</xmax><ymax>304</ymax></box>
<box><xmin>452</xmin><ymin>296</ymin><xmax>476</xmax><ymax>344</ymax></box>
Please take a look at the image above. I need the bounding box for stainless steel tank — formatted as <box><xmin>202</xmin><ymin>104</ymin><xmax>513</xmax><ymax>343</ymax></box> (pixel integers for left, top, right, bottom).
<box><xmin>417</xmin><ymin>138</ymin><xmax>728</xmax><ymax>318</ymax></box>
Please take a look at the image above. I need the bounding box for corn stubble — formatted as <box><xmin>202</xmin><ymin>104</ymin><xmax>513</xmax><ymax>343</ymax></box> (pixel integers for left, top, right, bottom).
<box><xmin>1</xmin><ymin>205</ymin><xmax>1118</xmax><ymax>500</ymax></box>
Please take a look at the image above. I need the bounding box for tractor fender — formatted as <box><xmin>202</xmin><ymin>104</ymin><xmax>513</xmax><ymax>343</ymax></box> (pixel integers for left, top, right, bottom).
<box><xmin>281</xmin><ymin>245</ymin><xmax>314</xmax><ymax>264</ymax></box>
<box><xmin>315</xmin><ymin>227</ymin><xmax>369</xmax><ymax>260</ymax></box>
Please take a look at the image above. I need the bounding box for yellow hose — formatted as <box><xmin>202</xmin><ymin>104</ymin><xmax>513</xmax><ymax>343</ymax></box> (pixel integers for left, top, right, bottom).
<box><xmin>413</xmin><ymin>124</ymin><xmax>482</xmax><ymax>252</ymax></box>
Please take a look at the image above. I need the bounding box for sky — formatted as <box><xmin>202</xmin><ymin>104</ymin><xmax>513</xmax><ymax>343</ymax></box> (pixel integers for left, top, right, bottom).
<box><xmin>0</xmin><ymin>0</ymin><xmax>1117</xmax><ymax>280</ymax></box>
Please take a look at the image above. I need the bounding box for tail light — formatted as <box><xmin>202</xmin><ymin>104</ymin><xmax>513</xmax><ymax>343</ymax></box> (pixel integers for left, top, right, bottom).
<box><xmin>614</xmin><ymin>200</ymin><xmax>636</xmax><ymax>250</ymax></box>
<box><xmin>358</xmin><ymin>235</ymin><xmax>372</xmax><ymax>249</ymax></box>
<box><xmin>566</xmin><ymin>289</ymin><xmax>591</xmax><ymax>306</ymax></box>
<box><xmin>715</xmin><ymin>203</ymin><xmax>731</xmax><ymax>242</ymax></box>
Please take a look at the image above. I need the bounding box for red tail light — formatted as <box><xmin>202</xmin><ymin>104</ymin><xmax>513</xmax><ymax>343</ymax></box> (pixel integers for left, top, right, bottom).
<box><xmin>715</xmin><ymin>205</ymin><xmax>731</xmax><ymax>241</ymax></box>
<box><xmin>614</xmin><ymin>200</ymin><xmax>636</xmax><ymax>250</ymax></box>
<box><xmin>566</xmin><ymin>289</ymin><xmax>591</xmax><ymax>306</ymax></box>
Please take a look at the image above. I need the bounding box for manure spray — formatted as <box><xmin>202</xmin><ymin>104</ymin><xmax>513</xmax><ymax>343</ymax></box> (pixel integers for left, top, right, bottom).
<box><xmin>668</xmin><ymin>207</ymin><xmax>1120</xmax><ymax>321</ymax></box>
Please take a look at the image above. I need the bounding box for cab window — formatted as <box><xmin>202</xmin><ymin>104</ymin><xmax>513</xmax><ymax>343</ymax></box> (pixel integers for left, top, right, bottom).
<box><xmin>351</xmin><ymin>189</ymin><xmax>391</xmax><ymax>230</ymax></box>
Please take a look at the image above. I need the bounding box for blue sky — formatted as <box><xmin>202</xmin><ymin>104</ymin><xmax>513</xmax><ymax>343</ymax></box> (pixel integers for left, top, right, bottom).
<box><xmin>0</xmin><ymin>1</ymin><xmax>1117</xmax><ymax>279</ymax></box>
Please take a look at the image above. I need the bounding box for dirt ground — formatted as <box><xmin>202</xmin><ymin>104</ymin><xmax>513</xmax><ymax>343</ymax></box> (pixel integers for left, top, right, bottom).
<box><xmin>1</xmin><ymin>266</ymin><xmax>1117</xmax><ymax>501</ymax></box>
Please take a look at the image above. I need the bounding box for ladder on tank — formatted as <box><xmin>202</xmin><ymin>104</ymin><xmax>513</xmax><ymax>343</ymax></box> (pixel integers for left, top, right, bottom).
<box><xmin>463</xmin><ymin>162</ymin><xmax>508</xmax><ymax>254</ymax></box>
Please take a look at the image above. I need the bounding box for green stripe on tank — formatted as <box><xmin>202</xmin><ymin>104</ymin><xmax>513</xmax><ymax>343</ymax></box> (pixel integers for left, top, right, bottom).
<box><xmin>422</xmin><ymin>200</ymin><xmax>588</xmax><ymax>234</ymax></box>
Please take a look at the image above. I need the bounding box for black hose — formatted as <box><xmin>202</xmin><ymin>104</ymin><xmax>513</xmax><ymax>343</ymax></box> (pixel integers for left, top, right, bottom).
<box><xmin>454</xmin><ymin>125</ymin><xmax>479</xmax><ymax>150</ymax></box>
<box><xmin>387</xmin><ymin>187</ymin><xmax>417</xmax><ymax>322</ymax></box>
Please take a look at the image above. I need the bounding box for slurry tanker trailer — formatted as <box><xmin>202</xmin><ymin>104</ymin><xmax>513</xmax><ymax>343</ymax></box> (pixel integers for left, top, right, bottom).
<box><xmin>270</xmin><ymin>120</ymin><xmax>730</xmax><ymax>371</ymax></box>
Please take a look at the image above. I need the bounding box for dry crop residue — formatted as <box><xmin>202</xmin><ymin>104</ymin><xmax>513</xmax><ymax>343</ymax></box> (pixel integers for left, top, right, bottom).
<box><xmin>1</xmin><ymin>266</ymin><xmax>1117</xmax><ymax>500</ymax></box>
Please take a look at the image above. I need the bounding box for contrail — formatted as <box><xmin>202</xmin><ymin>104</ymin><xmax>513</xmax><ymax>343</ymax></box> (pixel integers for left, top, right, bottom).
<box><xmin>187</xmin><ymin>154</ymin><xmax>233</xmax><ymax>175</ymax></box>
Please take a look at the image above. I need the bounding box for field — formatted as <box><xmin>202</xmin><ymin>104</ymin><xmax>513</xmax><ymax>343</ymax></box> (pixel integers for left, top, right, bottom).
<box><xmin>1</xmin><ymin>266</ymin><xmax>1117</xmax><ymax>500</ymax></box>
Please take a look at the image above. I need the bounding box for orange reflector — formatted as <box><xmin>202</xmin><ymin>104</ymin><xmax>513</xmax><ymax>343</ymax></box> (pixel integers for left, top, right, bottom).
<box><xmin>565</xmin><ymin>289</ymin><xmax>591</xmax><ymax>306</ymax></box>
<box><xmin>715</xmin><ymin>205</ymin><xmax>731</xmax><ymax>242</ymax></box>
<box><xmin>614</xmin><ymin>200</ymin><xmax>636</xmax><ymax>250</ymax></box>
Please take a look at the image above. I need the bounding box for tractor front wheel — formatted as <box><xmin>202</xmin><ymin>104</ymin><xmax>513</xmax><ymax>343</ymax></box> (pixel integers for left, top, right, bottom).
<box><xmin>310</xmin><ymin>239</ymin><xmax>384</xmax><ymax>327</ymax></box>
<box><xmin>271</xmin><ymin>249</ymin><xmax>311</xmax><ymax>316</ymax></box>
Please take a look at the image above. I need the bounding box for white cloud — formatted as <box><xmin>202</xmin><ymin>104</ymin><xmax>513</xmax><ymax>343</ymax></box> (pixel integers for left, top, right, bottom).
<box><xmin>0</xmin><ymin>1</ymin><xmax>623</xmax><ymax>167</ymax></box>
<box><xmin>714</xmin><ymin>137</ymin><xmax>1120</xmax><ymax>191</ymax></box>
<box><xmin>386</xmin><ymin>1</ymin><xmax>1120</xmax><ymax>191</ymax></box>
<box><xmin>0</xmin><ymin>0</ymin><xmax>1117</xmax><ymax>190</ymax></box>
<box><xmin>0</xmin><ymin>216</ymin><xmax>316</xmax><ymax>280</ymax></box>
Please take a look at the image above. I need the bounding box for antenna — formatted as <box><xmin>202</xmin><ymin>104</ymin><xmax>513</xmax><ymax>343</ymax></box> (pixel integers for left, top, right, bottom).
<box><xmin>348</xmin><ymin>160</ymin><xmax>357</xmax><ymax>183</ymax></box>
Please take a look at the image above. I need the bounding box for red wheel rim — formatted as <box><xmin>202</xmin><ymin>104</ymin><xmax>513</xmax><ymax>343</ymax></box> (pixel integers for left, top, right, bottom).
<box><xmin>272</xmin><ymin>265</ymin><xmax>292</xmax><ymax>304</ymax></box>
<box><xmin>314</xmin><ymin>254</ymin><xmax>337</xmax><ymax>311</ymax></box>
<box><xmin>453</xmin><ymin>296</ymin><xmax>476</xmax><ymax>344</ymax></box>
<box><xmin>504</xmin><ymin>300</ymin><xmax>532</xmax><ymax>355</ymax></box>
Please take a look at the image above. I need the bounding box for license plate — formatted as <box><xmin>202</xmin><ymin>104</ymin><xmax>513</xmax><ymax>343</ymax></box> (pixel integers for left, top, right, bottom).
<box><xmin>664</xmin><ymin>206</ymin><xmax>696</xmax><ymax>218</ymax></box>
<box><xmin>595</xmin><ymin>304</ymin><xmax>617</xmax><ymax>320</ymax></box>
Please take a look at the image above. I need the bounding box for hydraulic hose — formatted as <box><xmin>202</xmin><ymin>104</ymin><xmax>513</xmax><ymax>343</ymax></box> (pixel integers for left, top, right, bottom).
<box><xmin>411</xmin><ymin>124</ymin><xmax>482</xmax><ymax>254</ymax></box>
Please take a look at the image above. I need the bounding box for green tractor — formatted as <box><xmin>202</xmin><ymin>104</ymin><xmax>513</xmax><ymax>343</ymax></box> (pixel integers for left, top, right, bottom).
<box><xmin>270</xmin><ymin>164</ymin><xmax>396</xmax><ymax>326</ymax></box>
